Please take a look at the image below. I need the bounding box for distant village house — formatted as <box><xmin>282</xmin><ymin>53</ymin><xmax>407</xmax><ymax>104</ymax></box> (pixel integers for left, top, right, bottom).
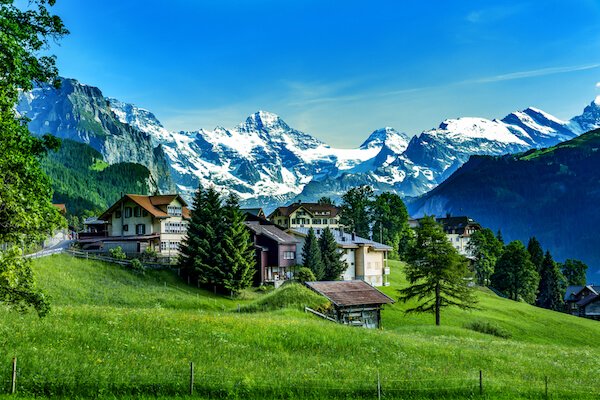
<box><xmin>268</xmin><ymin>202</ymin><xmax>341</xmax><ymax>230</ymax></box>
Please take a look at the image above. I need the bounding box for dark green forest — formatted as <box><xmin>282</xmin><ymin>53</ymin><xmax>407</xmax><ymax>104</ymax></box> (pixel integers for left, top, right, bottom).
<box><xmin>409</xmin><ymin>128</ymin><xmax>600</xmax><ymax>279</ymax></box>
<box><xmin>42</xmin><ymin>139</ymin><xmax>152</xmax><ymax>216</ymax></box>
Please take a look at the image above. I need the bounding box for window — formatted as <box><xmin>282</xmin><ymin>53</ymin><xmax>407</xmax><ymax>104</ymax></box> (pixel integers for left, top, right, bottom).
<box><xmin>124</xmin><ymin>207</ymin><xmax>132</xmax><ymax>218</ymax></box>
<box><xmin>134</xmin><ymin>206</ymin><xmax>142</xmax><ymax>217</ymax></box>
<box><xmin>161</xmin><ymin>241</ymin><xmax>180</xmax><ymax>251</ymax></box>
<box><xmin>313</xmin><ymin>219</ymin><xmax>321</xmax><ymax>225</ymax></box>
<box><xmin>115</xmin><ymin>210</ymin><xmax>122</xmax><ymax>219</ymax></box>
<box><xmin>283</xmin><ymin>251</ymin><xmax>295</xmax><ymax>260</ymax></box>
<box><xmin>122</xmin><ymin>224</ymin><xmax>129</xmax><ymax>232</ymax></box>
<box><xmin>167</xmin><ymin>206</ymin><xmax>182</xmax><ymax>216</ymax></box>
<box><xmin>136</xmin><ymin>224</ymin><xmax>146</xmax><ymax>235</ymax></box>
<box><xmin>142</xmin><ymin>210</ymin><xmax>148</xmax><ymax>217</ymax></box>
<box><xmin>330</xmin><ymin>219</ymin><xmax>337</xmax><ymax>224</ymax></box>
<box><xmin>165</xmin><ymin>222</ymin><xmax>187</xmax><ymax>233</ymax></box>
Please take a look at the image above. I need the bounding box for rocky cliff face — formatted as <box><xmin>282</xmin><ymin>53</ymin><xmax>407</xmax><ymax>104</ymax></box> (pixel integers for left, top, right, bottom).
<box><xmin>17</xmin><ymin>78</ymin><xmax>175</xmax><ymax>193</ymax></box>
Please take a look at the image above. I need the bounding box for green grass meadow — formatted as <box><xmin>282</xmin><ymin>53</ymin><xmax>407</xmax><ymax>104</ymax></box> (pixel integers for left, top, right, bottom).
<box><xmin>0</xmin><ymin>254</ymin><xmax>598</xmax><ymax>399</ymax></box>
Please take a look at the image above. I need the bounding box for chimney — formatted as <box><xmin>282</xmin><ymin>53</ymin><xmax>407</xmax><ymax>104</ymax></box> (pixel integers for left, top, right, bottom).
<box><xmin>352</xmin><ymin>232</ymin><xmax>356</xmax><ymax>241</ymax></box>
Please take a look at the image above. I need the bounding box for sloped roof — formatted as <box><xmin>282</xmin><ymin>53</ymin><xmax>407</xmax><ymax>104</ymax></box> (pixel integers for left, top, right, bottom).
<box><xmin>53</xmin><ymin>203</ymin><xmax>67</xmax><ymax>214</ymax></box>
<box><xmin>244</xmin><ymin>221</ymin><xmax>299</xmax><ymax>245</ymax></box>
<box><xmin>99</xmin><ymin>194</ymin><xmax>190</xmax><ymax>221</ymax></box>
<box><xmin>564</xmin><ymin>285</ymin><xmax>584</xmax><ymax>301</ymax></box>
<box><xmin>241</xmin><ymin>208</ymin><xmax>265</xmax><ymax>218</ymax></box>
<box><xmin>306</xmin><ymin>280</ymin><xmax>395</xmax><ymax>307</ymax></box>
<box><xmin>268</xmin><ymin>202</ymin><xmax>339</xmax><ymax>219</ymax></box>
<box><xmin>290</xmin><ymin>227</ymin><xmax>392</xmax><ymax>251</ymax></box>
<box><xmin>577</xmin><ymin>293</ymin><xmax>599</xmax><ymax>307</ymax></box>
<box><xmin>434</xmin><ymin>216</ymin><xmax>481</xmax><ymax>234</ymax></box>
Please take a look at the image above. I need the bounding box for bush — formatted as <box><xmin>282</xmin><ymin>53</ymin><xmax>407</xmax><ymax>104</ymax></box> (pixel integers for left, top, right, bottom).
<box><xmin>240</xmin><ymin>283</ymin><xmax>330</xmax><ymax>313</ymax></box>
<box><xmin>464</xmin><ymin>320</ymin><xmax>512</xmax><ymax>339</ymax></box>
<box><xmin>130</xmin><ymin>258</ymin><xmax>146</xmax><ymax>274</ymax></box>
<box><xmin>142</xmin><ymin>247</ymin><xmax>158</xmax><ymax>262</ymax></box>
<box><xmin>295</xmin><ymin>267</ymin><xmax>316</xmax><ymax>283</ymax></box>
<box><xmin>109</xmin><ymin>246</ymin><xmax>126</xmax><ymax>260</ymax></box>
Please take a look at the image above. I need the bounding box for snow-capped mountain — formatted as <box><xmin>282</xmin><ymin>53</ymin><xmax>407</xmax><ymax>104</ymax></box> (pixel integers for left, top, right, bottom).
<box><xmin>17</xmin><ymin>77</ymin><xmax>600</xmax><ymax>209</ymax></box>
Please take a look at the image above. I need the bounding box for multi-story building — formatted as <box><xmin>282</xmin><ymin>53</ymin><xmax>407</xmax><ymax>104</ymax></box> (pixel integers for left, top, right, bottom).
<box><xmin>80</xmin><ymin>194</ymin><xmax>190</xmax><ymax>256</ymax></box>
<box><xmin>268</xmin><ymin>202</ymin><xmax>341</xmax><ymax>229</ymax></box>
<box><xmin>289</xmin><ymin>227</ymin><xmax>392</xmax><ymax>287</ymax></box>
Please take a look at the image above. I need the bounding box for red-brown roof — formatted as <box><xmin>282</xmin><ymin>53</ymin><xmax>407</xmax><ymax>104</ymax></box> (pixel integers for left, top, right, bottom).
<box><xmin>305</xmin><ymin>280</ymin><xmax>395</xmax><ymax>307</ymax></box>
<box><xmin>99</xmin><ymin>194</ymin><xmax>190</xmax><ymax>221</ymax></box>
<box><xmin>53</xmin><ymin>203</ymin><xmax>67</xmax><ymax>214</ymax></box>
<box><xmin>268</xmin><ymin>202</ymin><xmax>339</xmax><ymax>219</ymax></box>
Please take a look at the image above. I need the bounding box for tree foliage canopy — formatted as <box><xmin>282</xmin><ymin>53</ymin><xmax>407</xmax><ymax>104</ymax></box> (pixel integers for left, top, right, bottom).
<box><xmin>560</xmin><ymin>259</ymin><xmax>587</xmax><ymax>287</ymax></box>
<box><xmin>0</xmin><ymin>0</ymin><xmax>68</xmax><ymax>317</ymax></box>
<box><xmin>467</xmin><ymin>228</ymin><xmax>504</xmax><ymax>285</ymax></box>
<box><xmin>302</xmin><ymin>227</ymin><xmax>324</xmax><ymax>281</ymax></box>
<box><xmin>491</xmin><ymin>240</ymin><xmax>539</xmax><ymax>303</ymax></box>
<box><xmin>319</xmin><ymin>227</ymin><xmax>346</xmax><ymax>280</ymax></box>
<box><xmin>399</xmin><ymin>216</ymin><xmax>477</xmax><ymax>326</ymax></box>
<box><xmin>339</xmin><ymin>185</ymin><xmax>373</xmax><ymax>238</ymax></box>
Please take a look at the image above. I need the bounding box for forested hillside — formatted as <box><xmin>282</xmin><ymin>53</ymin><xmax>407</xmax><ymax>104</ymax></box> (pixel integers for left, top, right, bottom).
<box><xmin>409</xmin><ymin>128</ymin><xmax>600</xmax><ymax>279</ymax></box>
<box><xmin>42</xmin><ymin>139</ymin><xmax>154</xmax><ymax>216</ymax></box>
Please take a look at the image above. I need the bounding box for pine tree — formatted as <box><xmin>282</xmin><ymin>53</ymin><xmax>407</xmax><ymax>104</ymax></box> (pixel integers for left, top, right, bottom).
<box><xmin>399</xmin><ymin>216</ymin><xmax>477</xmax><ymax>326</ymax></box>
<box><xmin>537</xmin><ymin>251</ymin><xmax>565</xmax><ymax>310</ymax></box>
<box><xmin>491</xmin><ymin>241</ymin><xmax>539</xmax><ymax>303</ymax></box>
<box><xmin>319</xmin><ymin>227</ymin><xmax>347</xmax><ymax>280</ymax></box>
<box><xmin>178</xmin><ymin>186</ymin><xmax>206</xmax><ymax>279</ymax></box>
<box><xmin>221</xmin><ymin>194</ymin><xmax>256</xmax><ymax>296</ymax></box>
<box><xmin>527</xmin><ymin>237</ymin><xmax>544</xmax><ymax>273</ymax></box>
<box><xmin>195</xmin><ymin>187</ymin><xmax>226</xmax><ymax>287</ymax></box>
<box><xmin>339</xmin><ymin>185</ymin><xmax>374</xmax><ymax>238</ymax></box>
<box><xmin>302</xmin><ymin>228</ymin><xmax>325</xmax><ymax>280</ymax></box>
<box><xmin>467</xmin><ymin>228</ymin><xmax>504</xmax><ymax>285</ymax></box>
<box><xmin>496</xmin><ymin>229</ymin><xmax>504</xmax><ymax>245</ymax></box>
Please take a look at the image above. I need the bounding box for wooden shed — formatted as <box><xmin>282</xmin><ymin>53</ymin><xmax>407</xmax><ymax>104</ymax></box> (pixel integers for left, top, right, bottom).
<box><xmin>305</xmin><ymin>280</ymin><xmax>395</xmax><ymax>329</ymax></box>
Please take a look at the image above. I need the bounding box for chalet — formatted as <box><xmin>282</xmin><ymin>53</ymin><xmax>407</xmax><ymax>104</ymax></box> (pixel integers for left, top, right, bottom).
<box><xmin>289</xmin><ymin>227</ymin><xmax>392</xmax><ymax>287</ymax></box>
<box><xmin>78</xmin><ymin>194</ymin><xmax>190</xmax><ymax>256</ymax></box>
<box><xmin>244</xmin><ymin>220</ymin><xmax>299</xmax><ymax>286</ymax></box>
<box><xmin>240</xmin><ymin>208</ymin><xmax>266</xmax><ymax>219</ymax></box>
<box><xmin>564</xmin><ymin>285</ymin><xmax>600</xmax><ymax>320</ymax></box>
<box><xmin>411</xmin><ymin>215</ymin><xmax>481</xmax><ymax>257</ymax></box>
<box><xmin>305</xmin><ymin>280</ymin><xmax>395</xmax><ymax>328</ymax></box>
<box><xmin>268</xmin><ymin>202</ymin><xmax>341</xmax><ymax>230</ymax></box>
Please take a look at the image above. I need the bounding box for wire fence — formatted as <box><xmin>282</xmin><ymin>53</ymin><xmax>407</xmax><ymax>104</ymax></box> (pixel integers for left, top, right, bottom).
<box><xmin>2</xmin><ymin>359</ymin><xmax>598</xmax><ymax>399</ymax></box>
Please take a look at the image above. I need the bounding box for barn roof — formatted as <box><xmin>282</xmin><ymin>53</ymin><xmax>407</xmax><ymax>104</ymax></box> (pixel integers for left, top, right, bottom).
<box><xmin>305</xmin><ymin>280</ymin><xmax>395</xmax><ymax>307</ymax></box>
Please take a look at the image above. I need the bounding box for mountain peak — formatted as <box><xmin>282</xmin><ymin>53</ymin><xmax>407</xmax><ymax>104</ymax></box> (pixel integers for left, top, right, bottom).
<box><xmin>360</xmin><ymin>127</ymin><xmax>409</xmax><ymax>154</ymax></box>
<box><xmin>245</xmin><ymin>110</ymin><xmax>287</xmax><ymax>130</ymax></box>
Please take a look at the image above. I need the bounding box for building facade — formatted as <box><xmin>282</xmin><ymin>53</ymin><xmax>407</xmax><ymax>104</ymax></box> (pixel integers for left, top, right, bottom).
<box><xmin>411</xmin><ymin>215</ymin><xmax>481</xmax><ymax>257</ymax></box>
<box><xmin>268</xmin><ymin>202</ymin><xmax>341</xmax><ymax>230</ymax></box>
<box><xmin>289</xmin><ymin>227</ymin><xmax>392</xmax><ymax>287</ymax></box>
<box><xmin>79</xmin><ymin>194</ymin><xmax>190</xmax><ymax>256</ymax></box>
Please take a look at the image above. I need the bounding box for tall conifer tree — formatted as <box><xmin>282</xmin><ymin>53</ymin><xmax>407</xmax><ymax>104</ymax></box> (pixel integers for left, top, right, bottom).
<box><xmin>527</xmin><ymin>237</ymin><xmax>544</xmax><ymax>273</ymax></box>
<box><xmin>221</xmin><ymin>194</ymin><xmax>256</xmax><ymax>295</ymax></box>
<box><xmin>491</xmin><ymin>240</ymin><xmax>539</xmax><ymax>303</ymax></box>
<box><xmin>537</xmin><ymin>251</ymin><xmax>565</xmax><ymax>310</ymax></box>
<box><xmin>302</xmin><ymin>228</ymin><xmax>324</xmax><ymax>280</ymax></box>
<box><xmin>319</xmin><ymin>227</ymin><xmax>347</xmax><ymax>280</ymax></box>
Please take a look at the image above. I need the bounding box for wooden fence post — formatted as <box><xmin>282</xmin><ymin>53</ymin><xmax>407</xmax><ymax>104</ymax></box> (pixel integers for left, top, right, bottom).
<box><xmin>377</xmin><ymin>370</ymin><xmax>381</xmax><ymax>400</ymax></box>
<box><xmin>11</xmin><ymin>357</ymin><xmax>17</xmax><ymax>394</ymax></box>
<box><xmin>189</xmin><ymin>361</ymin><xmax>194</xmax><ymax>395</ymax></box>
<box><xmin>479</xmin><ymin>370</ymin><xmax>483</xmax><ymax>395</ymax></box>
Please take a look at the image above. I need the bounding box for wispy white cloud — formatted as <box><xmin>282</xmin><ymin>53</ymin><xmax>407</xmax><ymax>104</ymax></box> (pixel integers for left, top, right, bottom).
<box><xmin>596</xmin><ymin>81</ymin><xmax>600</xmax><ymax>88</ymax></box>
<box><xmin>466</xmin><ymin>4</ymin><xmax>527</xmax><ymax>24</ymax></box>
<box><xmin>465</xmin><ymin>63</ymin><xmax>600</xmax><ymax>84</ymax></box>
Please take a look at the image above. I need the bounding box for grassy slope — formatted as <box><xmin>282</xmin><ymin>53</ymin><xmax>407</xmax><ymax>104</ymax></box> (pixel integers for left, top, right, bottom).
<box><xmin>0</xmin><ymin>255</ymin><xmax>598</xmax><ymax>399</ymax></box>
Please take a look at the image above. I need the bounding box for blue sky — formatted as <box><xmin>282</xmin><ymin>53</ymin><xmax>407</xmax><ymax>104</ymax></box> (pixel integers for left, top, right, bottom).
<box><xmin>47</xmin><ymin>0</ymin><xmax>600</xmax><ymax>147</ymax></box>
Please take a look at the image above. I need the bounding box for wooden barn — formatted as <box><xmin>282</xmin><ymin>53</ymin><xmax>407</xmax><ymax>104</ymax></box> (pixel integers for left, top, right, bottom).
<box><xmin>305</xmin><ymin>280</ymin><xmax>395</xmax><ymax>329</ymax></box>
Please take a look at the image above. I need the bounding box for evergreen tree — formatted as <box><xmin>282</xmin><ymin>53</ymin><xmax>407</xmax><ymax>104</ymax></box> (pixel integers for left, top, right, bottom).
<box><xmin>0</xmin><ymin>0</ymin><xmax>68</xmax><ymax>317</ymax></box>
<box><xmin>302</xmin><ymin>228</ymin><xmax>324</xmax><ymax>280</ymax></box>
<box><xmin>195</xmin><ymin>187</ymin><xmax>226</xmax><ymax>287</ymax></box>
<box><xmin>560</xmin><ymin>259</ymin><xmax>588</xmax><ymax>286</ymax></box>
<box><xmin>527</xmin><ymin>237</ymin><xmax>544</xmax><ymax>273</ymax></box>
<box><xmin>491</xmin><ymin>241</ymin><xmax>539</xmax><ymax>303</ymax></box>
<box><xmin>496</xmin><ymin>229</ymin><xmax>504</xmax><ymax>245</ymax></box>
<box><xmin>397</xmin><ymin>225</ymin><xmax>415</xmax><ymax>261</ymax></box>
<box><xmin>536</xmin><ymin>251</ymin><xmax>565</xmax><ymax>310</ymax></box>
<box><xmin>221</xmin><ymin>194</ymin><xmax>256</xmax><ymax>296</ymax></box>
<box><xmin>399</xmin><ymin>216</ymin><xmax>477</xmax><ymax>326</ymax></box>
<box><xmin>178</xmin><ymin>186</ymin><xmax>207</xmax><ymax>279</ymax></box>
<box><xmin>467</xmin><ymin>228</ymin><xmax>504</xmax><ymax>285</ymax></box>
<box><xmin>339</xmin><ymin>185</ymin><xmax>373</xmax><ymax>238</ymax></box>
<box><xmin>319</xmin><ymin>227</ymin><xmax>347</xmax><ymax>280</ymax></box>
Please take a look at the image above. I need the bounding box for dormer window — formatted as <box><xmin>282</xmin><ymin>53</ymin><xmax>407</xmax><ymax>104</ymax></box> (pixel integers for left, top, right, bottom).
<box><xmin>134</xmin><ymin>206</ymin><xmax>142</xmax><ymax>217</ymax></box>
<box><xmin>167</xmin><ymin>206</ymin><xmax>182</xmax><ymax>216</ymax></box>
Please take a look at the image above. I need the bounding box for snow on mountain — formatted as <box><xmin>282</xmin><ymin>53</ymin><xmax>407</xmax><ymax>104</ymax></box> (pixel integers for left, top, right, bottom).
<box><xmin>569</xmin><ymin>97</ymin><xmax>600</xmax><ymax>134</ymax></box>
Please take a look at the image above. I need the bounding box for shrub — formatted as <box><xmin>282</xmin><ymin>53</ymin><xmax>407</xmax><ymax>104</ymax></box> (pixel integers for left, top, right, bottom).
<box><xmin>109</xmin><ymin>246</ymin><xmax>126</xmax><ymax>260</ymax></box>
<box><xmin>142</xmin><ymin>247</ymin><xmax>158</xmax><ymax>262</ymax></box>
<box><xmin>295</xmin><ymin>267</ymin><xmax>316</xmax><ymax>283</ymax></box>
<box><xmin>240</xmin><ymin>283</ymin><xmax>329</xmax><ymax>313</ymax></box>
<box><xmin>130</xmin><ymin>258</ymin><xmax>146</xmax><ymax>274</ymax></box>
<box><xmin>464</xmin><ymin>320</ymin><xmax>512</xmax><ymax>339</ymax></box>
